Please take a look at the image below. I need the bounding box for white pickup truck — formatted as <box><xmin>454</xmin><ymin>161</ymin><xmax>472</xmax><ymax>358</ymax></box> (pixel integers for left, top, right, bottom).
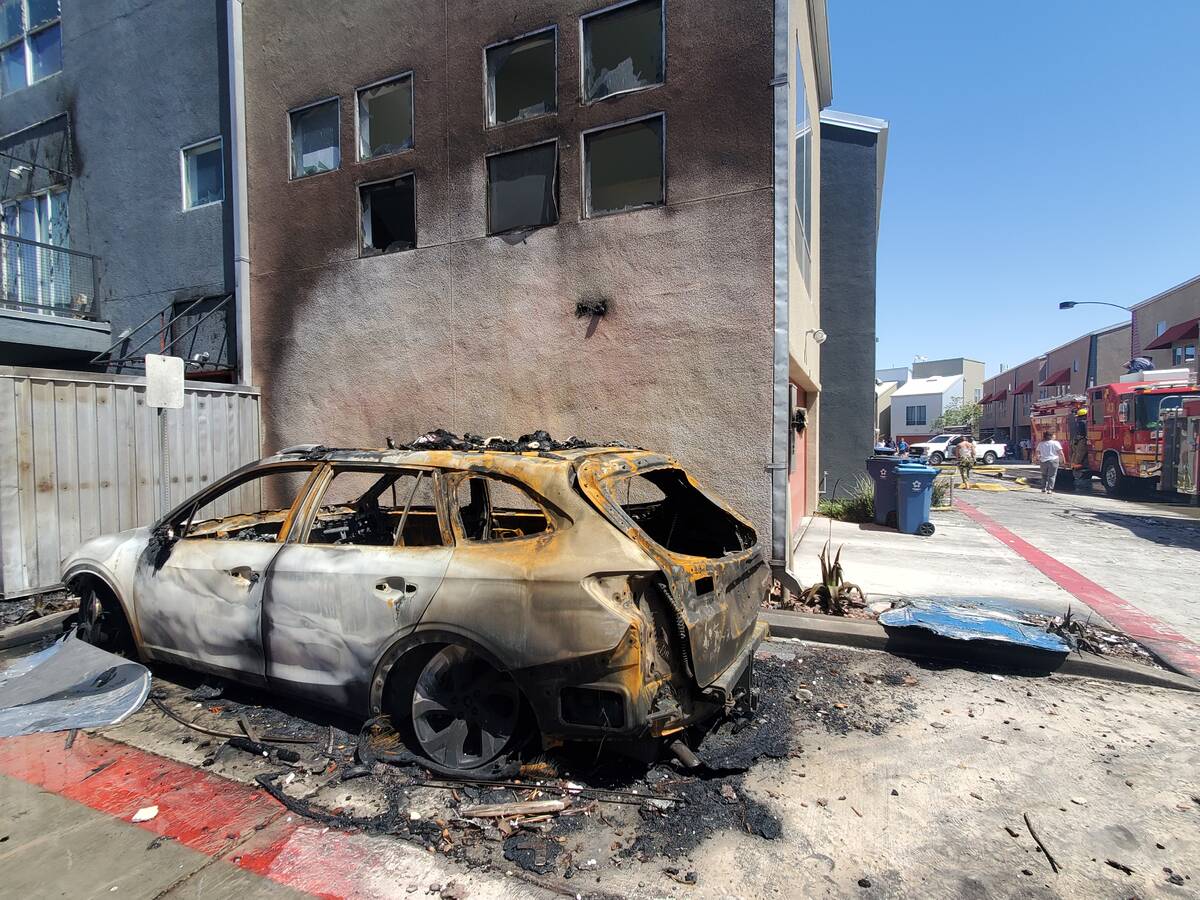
<box><xmin>908</xmin><ymin>434</ymin><xmax>1006</xmax><ymax>466</ymax></box>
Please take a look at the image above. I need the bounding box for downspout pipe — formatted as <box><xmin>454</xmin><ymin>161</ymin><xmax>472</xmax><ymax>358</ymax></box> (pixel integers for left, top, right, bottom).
<box><xmin>769</xmin><ymin>0</ymin><xmax>799</xmax><ymax>595</ymax></box>
<box><xmin>226</xmin><ymin>0</ymin><xmax>252</xmax><ymax>386</ymax></box>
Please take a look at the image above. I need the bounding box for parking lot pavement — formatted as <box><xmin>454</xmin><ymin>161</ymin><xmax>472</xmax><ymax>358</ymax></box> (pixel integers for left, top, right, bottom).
<box><xmin>958</xmin><ymin>486</ymin><xmax>1200</xmax><ymax>674</ymax></box>
<box><xmin>2</xmin><ymin>641</ymin><xmax>1198</xmax><ymax>899</ymax></box>
<box><xmin>792</xmin><ymin>500</ymin><xmax>1110</xmax><ymax>624</ymax></box>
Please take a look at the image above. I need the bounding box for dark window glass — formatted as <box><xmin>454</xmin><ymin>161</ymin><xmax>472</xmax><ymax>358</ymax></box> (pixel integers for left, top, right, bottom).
<box><xmin>582</xmin><ymin>0</ymin><xmax>663</xmax><ymax>101</ymax></box>
<box><xmin>487</xmin><ymin>31</ymin><xmax>556</xmax><ymax>126</ymax></box>
<box><xmin>358</xmin><ymin>75</ymin><xmax>413</xmax><ymax>159</ymax></box>
<box><xmin>584</xmin><ymin>116</ymin><xmax>663</xmax><ymax>216</ymax></box>
<box><xmin>360</xmin><ymin>175</ymin><xmax>416</xmax><ymax>255</ymax></box>
<box><xmin>487</xmin><ymin>142</ymin><xmax>558</xmax><ymax>234</ymax></box>
<box><xmin>290</xmin><ymin>99</ymin><xmax>339</xmax><ymax>178</ymax></box>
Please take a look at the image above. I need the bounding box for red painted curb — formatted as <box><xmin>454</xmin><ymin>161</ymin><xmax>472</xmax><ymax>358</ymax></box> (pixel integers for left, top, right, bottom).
<box><xmin>0</xmin><ymin>732</ymin><xmax>454</xmax><ymax>899</ymax></box>
<box><xmin>954</xmin><ymin>497</ymin><xmax>1200</xmax><ymax>677</ymax></box>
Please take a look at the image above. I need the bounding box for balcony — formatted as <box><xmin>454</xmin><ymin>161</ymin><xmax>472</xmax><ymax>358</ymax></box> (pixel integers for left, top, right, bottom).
<box><xmin>0</xmin><ymin>233</ymin><xmax>111</xmax><ymax>367</ymax></box>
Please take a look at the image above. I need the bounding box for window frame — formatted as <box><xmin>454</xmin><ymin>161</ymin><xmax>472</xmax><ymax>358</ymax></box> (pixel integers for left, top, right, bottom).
<box><xmin>179</xmin><ymin>136</ymin><xmax>224</xmax><ymax>211</ymax></box>
<box><xmin>580</xmin><ymin>111</ymin><xmax>666</xmax><ymax>219</ymax></box>
<box><xmin>485</xmin><ymin>137</ymin><xmax>559</xmax><ymax>235</ymax></box>
<box><xmin>287</xmin><ymin>95</ymin><xmax>341</xmax><ymax>181</ymax></box>
<box><xmin>446</xmin><ymin>470</ymin><xmax>561</xmax><ymax>546</ymax></box>
<box><xmin>168</xmin><ymin>462</ymin><xmax>323</xmax><ymax>544</ymax></box>
<box><xmin>483</xmin><ymin>25</ymin><xmax>558</xmax><ymax>129</ymax></box>
<box><xmin>578</xmin><ymin>0</ymin><xmax>666</xmax><ymax>105</ymax></box>
<box><xmin>354</xmin><ymin>70</ymin><xmax>415</xmax><ymax>162</ymax></box>
<box><xmin>0</xmin><ymin>0</ymin><xmax>62</xmax><ymax>96</ymax></box>
<box><xmin>1</xmin><ymin>184</ymin><xmax>69</xmax><ymax>310</ymax></box>
<box><xmin>295</xmin><ymin>463</ymin><xmax>451</xmax><ymax>548</ymax></box>
<box><xmin>905</xmin><ymin>405</ymin><xmax>927</xmax><ymax>427</ymax></box>
<box><xmin>357</xmin><ymin>171</ymin><xmax>417</xmax><ymax>257</ymax></box>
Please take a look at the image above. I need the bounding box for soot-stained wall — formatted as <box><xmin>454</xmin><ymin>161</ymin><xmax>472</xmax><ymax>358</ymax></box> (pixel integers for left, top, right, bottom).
<box><xmin>243</xmin><ymin>0</ymin><xmax>778</xmax><ymax>538</ymax></box>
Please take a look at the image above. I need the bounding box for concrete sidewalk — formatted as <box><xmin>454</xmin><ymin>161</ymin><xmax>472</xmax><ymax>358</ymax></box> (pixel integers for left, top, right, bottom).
<box><xmin>791</xmin><ymin>505</ymin><xmax>1111</xmax><ymax>626</ymax></box>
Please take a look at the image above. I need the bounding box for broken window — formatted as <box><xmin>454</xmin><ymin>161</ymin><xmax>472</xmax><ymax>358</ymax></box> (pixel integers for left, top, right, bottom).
<box><xmin>615</xmin><ymin>468</ymin><xmax>756</xmax><ymax>558</ymax></box>
<box><xmin>583</xmin><ymin>115</ymin><xmax>664</xmax><ymax>217</ymax></box>
<box><xmin>486</xmin><ymin>28</ymin><xmax>556</xmax><ymax>126</ymax></box>
<box><xmin>306</xmin><ymin>468</ymin><xmax>444</xmax><ymax>547</ymax></box>
<box><xmin>181</xmin><ymin>467</ymin><xmax>316</xmax><ymax>542</ymax></box>
<box><xmin>581</xmin><ymin>0</ymin><xmax>663</xmax><ymax>102</ymax></box>
<box><xmin>357</xmin><ymin>74</ymin><xmax>413</xmax><ymax>160</ymax></box>
<box><xmin>455</xmin><ymin>475</ymin><xmax>552</xmax><ymax>542</ymax></box>
<box><xmin>289</xmin><ymin>98</ymin><xmax>340</xmax><ymax>178</ymax></box>
<box><xmin>0</xmin><ymin>0</ymin><xmax>61</xmax><ymax>96</ymax></box>
<box><xmin>360</xmin><ymin>174</ymin><xmax>416</xmax><ymax>255</ymax></box>
<box><xmin>486</xmin><ymin>141</ymin><xmax>558</xmax><ymax>234</ymax></box>
<box><xmin>181</xmin><ymin>138</ymin><xmax>224</xmax><ymax>209</ymax></box>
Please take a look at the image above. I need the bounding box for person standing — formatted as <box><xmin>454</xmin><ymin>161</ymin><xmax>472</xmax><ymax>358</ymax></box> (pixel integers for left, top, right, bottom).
<box><xmin>897</xmin><ymin>438</ymin><xmax>908</xmax><ymax>458</ymax></box>
<box><xmin>957</xmin><ymin>436</ymin><xmax>976</xmax><ymax>487</ymax></box>
<box><xmin>1019</xmin><ymin>438</ymin><xmax>1030</xmax><ymax>462</ymax></box>
<box><xmin>1035</xmin><ymin>430</ymin><xmax>1066</xmax><ymax>494</ymax></box>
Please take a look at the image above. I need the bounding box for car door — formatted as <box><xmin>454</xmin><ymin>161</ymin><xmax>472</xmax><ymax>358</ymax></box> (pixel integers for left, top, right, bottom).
<box><xmin>262</xmin><ymin>465</ymin><xmax>452</xmax><ymax>708</ymax></box>
<box><xmin>133</xmin><ymin>463</ymin><xmax>320</xmax><ymax>684</ymax></box>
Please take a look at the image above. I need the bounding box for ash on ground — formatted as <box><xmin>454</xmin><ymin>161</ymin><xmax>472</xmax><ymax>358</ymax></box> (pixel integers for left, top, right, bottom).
<box><xmin>0</xmin><ymin>590</ymin><xmax>75</xmax><ymax>629</ymax></box>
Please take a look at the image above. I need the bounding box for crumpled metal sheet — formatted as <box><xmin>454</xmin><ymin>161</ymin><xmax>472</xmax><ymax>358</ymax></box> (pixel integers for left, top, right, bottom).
<box><xmin>0</xmin><ymin>632</ymin><xmax>151</xmax><ymax>737</ymax></box>
<box><xmin>878</xmin><ymin>602</ymin><xmax>1072</xmax><ymax>654</ymax></box>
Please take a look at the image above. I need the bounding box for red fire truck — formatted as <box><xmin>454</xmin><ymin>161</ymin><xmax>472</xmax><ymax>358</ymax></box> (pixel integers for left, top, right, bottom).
<box><xmin>1030</xmin><ymin>369</ymin><xmax>1200</xmax><ymax>495</ymax></box>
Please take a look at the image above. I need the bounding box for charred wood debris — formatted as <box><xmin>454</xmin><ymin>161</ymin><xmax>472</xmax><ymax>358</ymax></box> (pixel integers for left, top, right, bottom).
<box><xmin>135</xmin><ymin>652</ymin><xmax>918</xmax><ymax>893</ymax></box>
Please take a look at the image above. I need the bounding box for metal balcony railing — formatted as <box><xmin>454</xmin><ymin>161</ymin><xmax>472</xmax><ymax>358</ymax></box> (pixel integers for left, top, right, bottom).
<box><xmin>0</xmin><ymin>233</ymin><xmax>101</xmax><ymax>320</ymax></box>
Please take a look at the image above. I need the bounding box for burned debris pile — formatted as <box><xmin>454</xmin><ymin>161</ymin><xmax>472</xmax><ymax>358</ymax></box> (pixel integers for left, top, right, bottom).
<box><xmin>401</xmin><ymin>429</ymin><xmax>635</xmax><ymax>454</ymax></box>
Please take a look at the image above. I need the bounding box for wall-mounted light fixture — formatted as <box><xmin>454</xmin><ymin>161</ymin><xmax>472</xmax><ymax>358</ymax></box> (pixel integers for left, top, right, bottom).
<box><xmin>806</xmin><ymin>328</ymin><xmax>827</xmax><ymax>344</ymax></box>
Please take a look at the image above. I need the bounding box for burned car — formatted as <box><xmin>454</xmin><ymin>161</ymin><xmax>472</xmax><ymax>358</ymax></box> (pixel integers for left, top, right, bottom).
<box><xmin>63</xmin><ymin>439</ymin><xmax>769</xmax><ymax>774</ymax></box>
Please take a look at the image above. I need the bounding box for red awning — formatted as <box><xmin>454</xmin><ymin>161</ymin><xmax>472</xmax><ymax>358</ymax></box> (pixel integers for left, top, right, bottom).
<box><xmin>1014</xmin><ymin>380</ymin><xmax>1034</xmax><ymax>394</ymax></box>
<box><xmin>979</xmin><ymin>392</ymin><xmax>994</xmax><ymax>404</ymax></box>
<box><xmin>1040</xmin><ymin>368</ymin><xmax>1071</xmax><ymax>387</ymax></box>
<box><xmin>992</xmin><ymin>388</ymin><xmax>1009</xmax><ymax>401</ymax></box>
<box><xmin>1143</xmin><ymin>316</ymin><xmax>1200</xmax><ymax>351</ymax></box>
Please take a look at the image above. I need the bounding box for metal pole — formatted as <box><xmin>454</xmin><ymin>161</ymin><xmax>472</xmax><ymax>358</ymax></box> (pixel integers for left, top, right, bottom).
<box><xmin>159</xmin><ymin>407</ymin><xmax>171</xmax><ymax>515</ymax></box>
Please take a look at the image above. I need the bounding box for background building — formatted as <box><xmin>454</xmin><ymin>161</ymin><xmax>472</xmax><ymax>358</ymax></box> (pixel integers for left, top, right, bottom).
<box><xmin>0</xmin><ymin>0</ymin><xmax>235</xmax><ymax>375</ymax></box>
<box><xmin>912</xmin><ymin>356</ymin><xmax>984</xmax><ymax>405</ymax></box>
<box><xmin>241</xmin><ymin>0</ymin><xmax>833</xmax><ymax>572</ymax></box>
<box><xmin>874</xmin><ymin>365</ymin><xmax>908</xmax><ymax>441</ymax></box>
<box><xmin>816</xmin><ymin>109</ymin><xmax>887</xmax><ymax>500</ymax></box>
<box><xmin>1133</xmin><ymin>275</ymin><xmax>1199</xmax><ymax>376</ymax></box>
<box><xmin>890</xmin><ymin>374</ymin><xmax>962</xmax><ymax>444</ymax></box>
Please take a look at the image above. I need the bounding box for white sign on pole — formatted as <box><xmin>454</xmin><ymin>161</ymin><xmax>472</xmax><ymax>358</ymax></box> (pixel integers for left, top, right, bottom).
<box><xmin>145</xmin><ymin>354</ymin><xmax>185</xmax><ymax>409</ymax></box>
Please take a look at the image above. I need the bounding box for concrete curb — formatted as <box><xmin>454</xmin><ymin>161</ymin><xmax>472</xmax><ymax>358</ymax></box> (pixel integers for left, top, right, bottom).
<box><xmin>762</xmin><ymin>609</ymin><xmax>1200</xmax><ymax>693</ymax></box>
<box><xmin>0</xmin><ymin>610</ymin><xmax>73</xmax><ymax>650</ymax></box>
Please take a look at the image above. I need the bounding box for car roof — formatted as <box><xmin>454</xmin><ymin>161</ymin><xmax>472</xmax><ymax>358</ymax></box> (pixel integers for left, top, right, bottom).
<box><xmin>262</xmin><ymin>444</ymin><xmax>675</xmax><ymax>473</ymax></box>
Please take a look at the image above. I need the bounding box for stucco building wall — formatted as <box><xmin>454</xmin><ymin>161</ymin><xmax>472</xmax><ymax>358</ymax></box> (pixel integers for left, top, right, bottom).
<box><xmin>242</xmin><ymin>0</ymin><xmax>797</xmax><ymax>540</ymax></box>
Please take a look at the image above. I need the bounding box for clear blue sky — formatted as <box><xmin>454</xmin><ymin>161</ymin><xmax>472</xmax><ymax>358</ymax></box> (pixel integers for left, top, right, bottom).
<box><xmin>828</xmin><ymin>1</ymin><xmax>1200</xmax><ymax>377</ymax></box>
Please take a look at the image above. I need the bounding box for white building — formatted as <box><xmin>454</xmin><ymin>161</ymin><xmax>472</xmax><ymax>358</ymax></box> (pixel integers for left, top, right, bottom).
<box><xmin>890</xmin><ymin>374</ymin><xmax>964</xmax><ymax>441</ymax></box>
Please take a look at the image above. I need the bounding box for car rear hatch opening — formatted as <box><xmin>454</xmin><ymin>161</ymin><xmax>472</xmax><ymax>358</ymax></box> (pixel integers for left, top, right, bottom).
<box><xmin>576</xmin><ymin>458</ymin><xmax>767</xmax><ymax>688</ymax></box>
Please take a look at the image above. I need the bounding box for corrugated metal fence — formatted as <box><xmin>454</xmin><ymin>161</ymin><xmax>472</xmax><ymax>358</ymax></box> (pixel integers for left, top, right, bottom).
<box><xmin>0</xmin><ymin>366</ymin><xmax>261</xmax><ymax>598</ymax></box>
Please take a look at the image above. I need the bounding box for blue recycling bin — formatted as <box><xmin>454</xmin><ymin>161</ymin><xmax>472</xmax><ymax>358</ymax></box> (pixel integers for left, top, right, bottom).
<box><xmin>895</xmin><ymin>463</ymin><xmax>937</xmax><ymax>536</ymax></box>
<box><xmin>866</xmin><ymin>456</ymin><xmax>906</xmax><ymax>526</ymax></box>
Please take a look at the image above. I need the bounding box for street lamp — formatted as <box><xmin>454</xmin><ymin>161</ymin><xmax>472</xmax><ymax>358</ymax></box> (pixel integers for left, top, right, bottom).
<box><xmin>1058</xmin><ymin>300</ymin><xmax>1133</xmax><ymax>312</ymax></box>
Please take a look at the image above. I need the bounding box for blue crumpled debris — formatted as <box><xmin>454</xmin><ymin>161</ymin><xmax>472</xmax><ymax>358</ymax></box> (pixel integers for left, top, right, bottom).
<box><xmin>878</xmin><ymin>601</ymin><xmax>1071</xmax><ymax>654</ymax></box>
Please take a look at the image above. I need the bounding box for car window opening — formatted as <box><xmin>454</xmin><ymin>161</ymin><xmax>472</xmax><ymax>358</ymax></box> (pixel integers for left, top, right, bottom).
<box><xmin>457</xmin><ymin>475</ymin><xmax>551</xmax><ymax>541</ymax></box>
<box><xmin>308</xmin><ymin>468</ymin><xmax>444</xmax><ymax>547</ymax></box>
<box><xmin>183</xmin><ymin>469</ymin><xmax>314</xmax><ymax>542</ymax></box>
<box><xmin>617</xmin><ymin>469</ymin><xmax>755</xmax><ymax>558</ymax></box>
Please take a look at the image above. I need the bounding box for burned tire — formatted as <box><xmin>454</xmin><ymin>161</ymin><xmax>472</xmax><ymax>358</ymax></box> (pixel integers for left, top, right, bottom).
<box><xmin>397</xmin><ymin>644</ymin><xmax>523</xmax><ymax>773</ymax></box>
<box><xmin>983</xmin><ymin>451</ymin><xmax>998</xmax><ymax>465</ymax></box>
<box><xmin>75</xmin><ymin>584</ymin><xmax>135</xmax><ymax>657</ymax></box>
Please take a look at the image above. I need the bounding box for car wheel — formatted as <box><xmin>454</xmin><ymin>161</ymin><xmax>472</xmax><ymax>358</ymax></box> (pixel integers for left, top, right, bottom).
<box><xmin>983</xmin><ymin>451</ymin><xmax>997</xmax><ymax>465</ymax></box>
<box><xmin>75</xmin><ymin>584</ymin><xmax>135</xmax><ymax>657</ymax></box>
<box><xmin>1101</xmin><ymin>457</ymin><xmax>1127</xmax><ymax>497</ymax></box>
<box><xmin>929</xmin><ymin>452</ymin><xmax>944</xmax><ymax>465</ymax></box>
<box><xmin>408</xmin><ymin>645</ymin><xmax>522</xmax><ymax>773</ymax></box>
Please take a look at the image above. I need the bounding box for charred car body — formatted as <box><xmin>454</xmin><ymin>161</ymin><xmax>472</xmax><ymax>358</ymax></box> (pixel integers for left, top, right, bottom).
<box><xmin>63</xmin><ymin>440</ymin><xmax>769</xmax><ymax>774</ymax></box>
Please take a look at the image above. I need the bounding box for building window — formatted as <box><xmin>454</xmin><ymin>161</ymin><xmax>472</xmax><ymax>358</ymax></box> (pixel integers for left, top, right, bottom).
<box><xmin>181</xmin><ymin>138</ymin><xmax>224</xmax><ymax>209</ymax></box>
<box><xmin>974</xmin><ymin>388</ymin><xmax>982</xmax><ymax>401</ymax></box>
<box><xmin>1173</xmin><ymin>344</ymin><xmax>1196</xmax><ymax>366</ymax></box>
<box><xmin>357</xmin><ymin>74</ymin><xmax>413</xmax><ymax>160</ymax></box>
<box><xmin>1156</xmin><ymin>320</ymin><xmax>1167</xmax><ymax>337</ymax></box>
<box><xmin>0</xmin><ymin>0</ymin><xmax>61</xmax><ymax>96</ymax></box>
<box><xmin>486</xmin><ymin>28</ymin><xmax>556</xmax><ymax>126</ymax></box>
<box><xmin>905</xmin><ymin>405</ymin><xmax>927</xmax><ymax>427</ymax></box>
<box><xmin>359</xmin><ymin>174</ymin><xmax>415</xmax><ymax>256</ymax></box>
<box><xmin>581</xmin><ymin>0</ymin><xmax>664</xmax><ymax>102</ymax></box>
<box><xmin>289</xmin><ymin>98</ymin><xmax>340</xmax><ymax>179</ymax></box>
<box><xmin>487</xmin><ymin>141</ymin><xmax>558</xmax><ymax>235</ymax></box>
<box><xmin>1</xmin><ymin>186</ymin><xmax>71</xmax><ymax>311</ymax></box>
<box><xmin>793</xmin><ymin>43</ymin><xmax>811</xmax><ymax>288</ymax></box>
<box><xmin>1072</xmin><ymin>357</ymin><xmax>1079</xmax><ymax>373</ymax></box>
<box><xmin>583</xmin><ymin>114</ymin><xmax>664</xmax><ymax>217</ymax></box>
